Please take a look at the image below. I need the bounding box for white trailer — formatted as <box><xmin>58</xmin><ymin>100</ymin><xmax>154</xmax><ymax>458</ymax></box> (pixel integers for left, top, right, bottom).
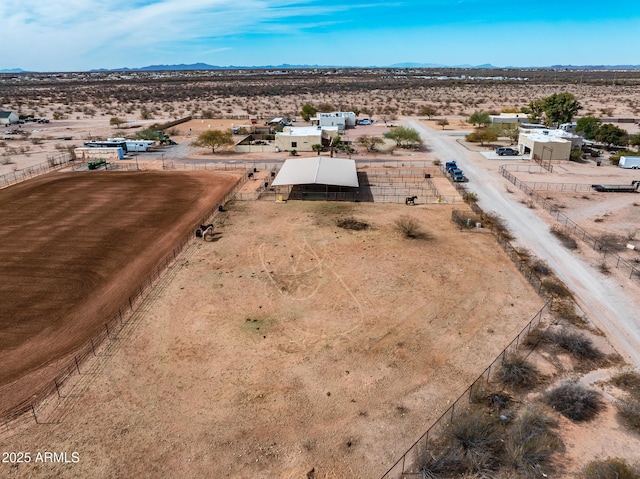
<box><xmin>619</xmin><ymin>156</ymin><xmax>640</xmax><ymax>169</ymax></box>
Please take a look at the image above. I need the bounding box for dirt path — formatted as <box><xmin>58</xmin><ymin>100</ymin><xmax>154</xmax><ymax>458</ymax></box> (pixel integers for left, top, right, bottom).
<box><xmin>407</xmin><ymin>118</ymin><xmax>640</xmax><ymax>367</ymax></box>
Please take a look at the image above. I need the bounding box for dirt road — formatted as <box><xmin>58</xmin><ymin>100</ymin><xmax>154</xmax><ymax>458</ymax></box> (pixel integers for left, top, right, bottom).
<box><xmin>408</xmin><ymin>119</ymin><xmax>640</xmax><ymax>367</ymax></box>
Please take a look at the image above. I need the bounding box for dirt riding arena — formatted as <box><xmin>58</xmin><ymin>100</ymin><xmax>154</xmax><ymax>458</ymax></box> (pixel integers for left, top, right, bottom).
<box><xmin>0</xmin><ymin>170</ymin><xmax>240</xmax><ymax>418</ymax></box>
<box><xmin>1</xmin><ymin>199</ymin><xmax>542</xmax><ymax>478</ymax></box>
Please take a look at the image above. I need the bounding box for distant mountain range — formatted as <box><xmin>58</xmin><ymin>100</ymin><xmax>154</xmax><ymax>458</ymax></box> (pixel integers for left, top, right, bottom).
<box><xmin>3</xmin><ymin>63</ymin><xmax>640</xmax><ymax>73</ymax></box>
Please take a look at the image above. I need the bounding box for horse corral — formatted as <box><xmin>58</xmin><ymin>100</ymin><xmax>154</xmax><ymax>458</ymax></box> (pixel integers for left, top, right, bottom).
<box><xmin>1</xmin><ymin>198</ymin><xmax>543</xmax><ymax>478</ymax></box>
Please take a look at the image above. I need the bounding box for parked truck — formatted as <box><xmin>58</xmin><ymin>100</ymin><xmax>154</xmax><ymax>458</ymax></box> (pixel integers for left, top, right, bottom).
<box><xmin>619</xmin><ymin>156</ymin><xmax>640</xmax><ymax>169</ymax></box>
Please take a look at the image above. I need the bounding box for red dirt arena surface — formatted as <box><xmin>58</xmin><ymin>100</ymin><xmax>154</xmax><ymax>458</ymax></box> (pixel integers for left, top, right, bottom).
<box><xmin>0</xmin><ymin>170</ymin><xmax>239</xmax><ymax>416</ymax></box>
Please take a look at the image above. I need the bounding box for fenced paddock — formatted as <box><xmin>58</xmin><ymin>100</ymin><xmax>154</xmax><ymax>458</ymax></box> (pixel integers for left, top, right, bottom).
<box><xmin>499</xmin><ymin>165</ymin><xmax>640</xmax><ymax>281</ymax></box>
<box><xmin>0</xmin><ymin>170</ymin><xmax>246</xmax><ymax>434</ymax></box>
<box><xmin>380</xmin><ymin>299</ymin><xmax>552</xmax><ymax>479</ymax></box>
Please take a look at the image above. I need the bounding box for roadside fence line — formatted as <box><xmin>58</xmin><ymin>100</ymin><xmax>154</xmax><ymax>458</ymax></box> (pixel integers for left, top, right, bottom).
<box><xmin>499</xmin><ymin>165</ymin><xmax>640</xmax><ymax>281</ymax></box>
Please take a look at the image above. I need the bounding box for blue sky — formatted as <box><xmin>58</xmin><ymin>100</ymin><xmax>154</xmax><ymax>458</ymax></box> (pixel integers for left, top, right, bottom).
<box><xmin>1</xmin><ymin>0</ymin><xmax>639</xmax><ymax>71</ymax></box>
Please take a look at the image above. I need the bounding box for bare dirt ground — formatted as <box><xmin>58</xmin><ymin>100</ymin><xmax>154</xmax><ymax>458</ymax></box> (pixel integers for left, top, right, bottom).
<box><xmin>1</xmin><ymin>201</ymin><xmax>543</xmax><ymax>478</ymax></box>
<box><xmin>414</xmin><ymin>118</ymin><xmax>640</xmax><ymax>475</ymax></box>
<box><xmin>2</xmin><ymin>72</ymin><xmax>640</xmax><ymax>476</ymax></box>
<box><xmin>0</xmin><ymin>170</ymin><xmax>240</xmax><ymax>417</ymax></box>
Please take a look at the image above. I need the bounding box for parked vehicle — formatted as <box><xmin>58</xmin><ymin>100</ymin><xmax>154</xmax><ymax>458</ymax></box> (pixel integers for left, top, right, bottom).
<box><xmin>358</xmin><ymin>119</ymin><xmax>372</xmax><ymax>125</ymax></box>
<box><xmin>445</xmin><ymin>161</ymin><xmax>458</xmax><ymax>172</ymax></box>
<box><xmin>592</xmin><ymin>181</ymin><xmax>640</xmax><ymax>192</ymax></box>
<box><xmin>496</xmin><ymin>147</ymin><xmax>519</xmax><ymax>156</ymax></box>
<box><xmin>452</xmin><ymin>171</ymin><xmax>469</xmax><ymax>182</ymax></box>
<box><xmin>619</xmin><ymin>156</ymin><xmax>640</xmax><ymax>169</ymax></box>
<box><xmin>449</xmin><ymin>167</ymin><xmax>463</xmax><ymax>177</ymax></box>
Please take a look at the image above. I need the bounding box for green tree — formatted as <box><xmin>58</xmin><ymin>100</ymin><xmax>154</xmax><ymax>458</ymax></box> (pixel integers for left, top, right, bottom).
<box><xmin>312</xmin><ymin>144</ymin><xmax>323</xmax><ymax>155</ymax></box>
<box><xmin>135</xmin><ymin>128</ymin><xmax>166</xmax><ymax>141</ymax></box>
<box><xmin>384</xmin><ymin>127</ymin><xmax>422</xmax><ymax>148</ymax></box>
<box><xmin>502</xmin><ymin>125</ymin><xmax>520</xmax><ymax>144</ymax></box>
<box><xmin>191</xmin><ymin>130</ymin><xmax>234</xmax><ymax>153</ymax></box>
<box><xmin>594</xmin><ymin>124</ymin><xmax>628</xmax><ymax>147</ymax></box>
<box><xmin>109</xmin><ymin>117</ymin><xmax>125</xmax><ymax>128</ymax></box>
<box><xmin>466</xmin><ymin>127</ymin><xmax>498</xmax><ymax>146</ymax></box>
<box><xmin>543</xmin><ymin>92</ymin><xmax>582</xmax><ymax>126</ymax></box>
<box><xmin>630</xmin><ymin>134</ymin><xmax>640</xmax><ymax>151</ymax></box>
<box><xmin>436</xmin><ymin>118</ymin><xmax>449</xmax><ymax>130</ymax></box>
<box><xmin>468</xmin><ymin>110</ymin><xmax>491</xmax><ymax>127</ymax></box>
<box><xmin>576</xmin><ymin>116</ymin><xmax>602</xmax><ymax>140</ymax></box>
<box><xmin>316</xmin><ymin>102</ymin><xmax>335</xmax><ymax>112</ymax></box>
<box><xmin>356</xmin><ymin>135</ymin><xmax>384</xmax><ymax>152</ymax></box>
<box><xmin>523</xmin><ymin>99</ymin><xmax>545</xmax><ymax>123</ymax></box>
<box><xmin>300</xmin><ymin>103</ymin><xmax>317</xmax><ymax>122</ymax></box>
<box><xmin>420</xmin><ymin>105</ymin><xmax>438</xmax><ymax>119</ymax></box>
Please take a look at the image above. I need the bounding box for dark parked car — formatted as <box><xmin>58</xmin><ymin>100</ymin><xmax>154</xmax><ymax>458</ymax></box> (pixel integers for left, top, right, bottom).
<box><xmin>496</xmin><ymin>147</ymin><xmax>519</xmax><ymax>156</ymax></box>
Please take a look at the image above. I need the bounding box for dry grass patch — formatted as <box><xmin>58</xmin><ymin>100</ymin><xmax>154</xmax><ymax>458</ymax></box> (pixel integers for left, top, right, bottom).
<box><xmin>550</xmin><ymin>225</ymin><xmax>578</xmax><ymax>250</ymax></box>
<box><xmin>582</xmin><ymin>457</ymin><xmax>640</xmax><ymax>479</ymax></box>
<box><xmin>544</xmin><ymin>382</ymin><xmax>604</xmax><ymax>422</ymax></box>
<box><xmin>335</xmin><ymin>217</ymin><xmax>370</xmax><ymax>231</ymax></box>
<box><xmin>394</xmin><ymin>215</ymin><xmax>431</xmax><ymax>239</ymax></box>
<box><xmin>499</xmin><ymin>355</ymin><xmax>540</xmax><ymax>390</ymax></box>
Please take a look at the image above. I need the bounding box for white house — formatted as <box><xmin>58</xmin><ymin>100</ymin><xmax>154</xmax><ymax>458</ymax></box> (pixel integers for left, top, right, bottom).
<box><xmin>518</xmin><ymin>129</ymin><xmax>582</xmax><ymax>161</ymax></box>
<box><xmin>490</xmin><ymin>113</ymin><xmax>528</xmax><ymax>129</ymax></box>
<box><xmin>275</xmin><ymin>126</ymin><xmax>339</xmax><ymax>152</ymax></box>
<box><xmin>312</xmin><ymin>112</ymin><xmax>357</xmax><ymax>131</ymax></box>
<box><xmin>0</xmin><ymin>111</ymin><xmax>19</xmax><ymax>125</ymax></box>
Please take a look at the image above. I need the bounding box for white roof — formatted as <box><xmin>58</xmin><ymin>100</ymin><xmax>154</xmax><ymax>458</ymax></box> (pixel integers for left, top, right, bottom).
<box><xmin>272</xmin><ymin>157</ymin><xmax>359</xmax><ymax>187</ymax></box>
<box><xmin>521</xmin><ymin>129</ymin><xmax>575</xmax><ymax>143</ymax></box>
<box><xmin>280</xmin><ymin>126</ymin><xmax>339</xmax><ymax>137</ymax></box>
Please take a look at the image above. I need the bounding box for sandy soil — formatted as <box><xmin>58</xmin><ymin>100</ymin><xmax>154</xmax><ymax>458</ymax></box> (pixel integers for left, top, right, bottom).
<box><xmin>0</xmin><ymin>201</ymin><xmax>542</xmax><ymax>478</ymax></box>
<box><xmin>0</xmin><ymin>171</ymin><xmax>240</xmax><ymax>417</ymax></box>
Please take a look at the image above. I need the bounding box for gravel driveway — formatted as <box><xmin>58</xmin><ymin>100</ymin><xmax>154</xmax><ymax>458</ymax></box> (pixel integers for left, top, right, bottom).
<box><xmin>408</xmin><ymin>118</ymin><xmax>640</xmax><ymax>367</ymax></box>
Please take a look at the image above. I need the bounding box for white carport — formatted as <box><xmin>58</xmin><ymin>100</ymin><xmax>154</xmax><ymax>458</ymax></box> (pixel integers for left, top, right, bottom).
<box><xmin>272</xmin><ymin>157</ymin><xmax>359</xmax><ymax>201</ymax></box>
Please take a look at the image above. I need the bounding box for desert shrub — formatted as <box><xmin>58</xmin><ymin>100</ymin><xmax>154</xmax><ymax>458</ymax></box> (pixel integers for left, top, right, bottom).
<box><xmin>544</xmin><ymin>382</ymin><xmax>604</xmax><ymax>422</ymax></box>
<box><xmin>503</xmin><ymin>407</ymin><xmax>562</xmax><ymax>476</ymax></box>
<box><xmin>616</xmin><ymin>398</ymin><xmax>640</xmax><ymax>433</ymax></box>
<box><xmin>597</xmin><ymin>233</ymin><xmax>627</xmax><ymax>252</ymax></box>
<box><xmin>583</xmin><ymin>457</ymin><xmax>640</xmax><ymax>479</ymax></box>
<box><xmin>541</xmin><ymin>277</ymin><xmax>572</xmax><ymax>298</ymax></box>
<box><xmin>549</xmin><ymin>330</ymin><xmax>603</xmax><ymax>361</ymax></box>
<box><xmin>446</xmin><ymin>408</ymin><xmax>502</xmax><ymax>470</ymax></box>
<box><xmin>336</xmin><ymin>217</ymin><xmax>370</xmax><ymax>231</ymax></box>
<box><xmin>500</xmin><ymin>355</ymin><xmax>540</xmax><ymax>389</ymax></box>
<box><xmin>469</xmin><ymin>383</ymin><xmax>512</xmax><ymax>410</ymax></box>
<box><xmin>462</xmin><ymin>191</ymin><xmax>477</xmax><ymax>203</ymax></box>
<box><xmin>531</xmin><ymin>259</ymin><xmax>551</xmax><ymax>276</ymax></box>
<box><xmin>394</xmin><ymin>216</ymin><xmax>430</xmax><ymax>239</ymax></box>
<box><xmin>550</xmin><ymin>225</ymin><xmax>578</xmax><ymax>249</ymax></box>
<box><xmin>523</xmin><ymin>326</ymin><xmax>547</xmax><ymax>348</ymax></box>
<box><xmin>611</xmin><ymin>370</ymin><xmax>640</xmax><ymax>395</ymax></box>
<box><xmin>551</xmin><ymin>298</ymin><xmax>586</xmax><ymax>325</ymax></box>
<box><xmin>484</xmin><ymin>213</ymin><xmax>514</xmax><ymax>241</ymax></box>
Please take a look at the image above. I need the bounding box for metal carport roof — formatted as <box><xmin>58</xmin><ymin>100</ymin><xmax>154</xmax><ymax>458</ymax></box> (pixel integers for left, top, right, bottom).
<box><xmin>272</xmin><ymin>157</ymin><xmax>359</xmax><ymax>188</ymax></box>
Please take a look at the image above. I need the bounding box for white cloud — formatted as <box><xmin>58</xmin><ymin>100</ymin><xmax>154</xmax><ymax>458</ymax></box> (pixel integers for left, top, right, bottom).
<box><xmin>0</xmin><ymin>0</ymin><xmax>383</xmax><ymax>69</ymax></box>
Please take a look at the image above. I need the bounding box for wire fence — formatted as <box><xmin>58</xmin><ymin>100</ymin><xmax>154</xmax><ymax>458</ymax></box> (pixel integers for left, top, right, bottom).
<box><xmin>499</xmin><ymin>165</ymin><xmax>640</xmax><ymax>281</ymax></box>
<box><xmin>381</xmin><ymin>298</ymin><xmax>552</xmax><ymax>479</ymax></box>
<box><xmin>500</xmin><ymin>163</ymin><xmax>550</xmax><ymax>174</ymax></box>
<box><xmin>0</xmin><ymin>172</ymin><xmax>250</xmax><ymax>434</ymax></box>
<box><xmin>0</xmin><ymin>152</ymin><xmax>75</xmax><ymax>188</ymax></box>
<box><xmin>524</xmin><ymin>182</ymin><xmax>594</xmax><ymax>192</ymax></box>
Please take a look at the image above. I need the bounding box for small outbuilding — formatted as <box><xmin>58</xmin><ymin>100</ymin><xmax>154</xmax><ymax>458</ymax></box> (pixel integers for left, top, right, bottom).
<box><xmin>275</xmin><ymin>126</ymin><xmax>339</xmax><ymax>152</ymax></box>
<box><xmin>0</xmin><ymin>111</ymin><xmax>19</xmax><ymax>125</ymax></box>
<box><xmin>490</xmin><ymin>113</ymin><xmax>528</xmax><ymax>128</ymax></box>
<box><xmin>518</xmin><ymin>129</ymin><xmax>581</xmax><ymax>161</ymax></box>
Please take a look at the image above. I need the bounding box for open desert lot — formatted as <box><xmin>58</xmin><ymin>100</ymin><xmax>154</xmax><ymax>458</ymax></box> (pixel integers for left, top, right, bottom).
<box><xmin>1</xmin><ymin>200</ymin><xmax>543</xmax><ymax>478</ymax></box>
<box><xmin>0</xmin><ymin>170</ymin><xmax>240</xmax><ymax>417</ymax></box>
<box><xmin>2</xmin><ymin>69</ymin><xmax>640</xmax><ymax>477</ymax></box>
